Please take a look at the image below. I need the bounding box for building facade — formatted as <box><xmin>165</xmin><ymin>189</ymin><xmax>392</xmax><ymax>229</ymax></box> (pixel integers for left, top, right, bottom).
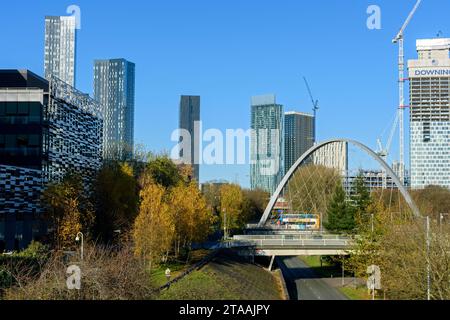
<box><xmin>44</xmin><ymin>16</ymin><xmax>77</xmax><ymax>87</ymax></box>
<box><xmin>0</xmin><ymin>70</ymin><xmax>103</xmax><ymax>251</ymax></box>
<box><xmin>94</xmin><ymin>59</ymin><xmax>135</xmax><ymax>161</ymax></box>
<box><xmin>250</xmin><ymin>94</ymin><xmax>284</xmax><ymax>194</ymax></box>
<box><xmin>179</xmin><ymin>95</ymin><xmax>200</xmax><ymax>182</ymax></box>
<box><xmin>408</xmin><ymin>38</ymin><xmax>450</xmax><ymax>189</ymax></box>
<box><xmin>284</xmin><ymin>111</ymin><xmax>314</xmax><ymax>173</ymax></box>
<box><xmin>313</xmin><ymin>141</ymin><xmax>348</xmax><ymax>176</ymax></box>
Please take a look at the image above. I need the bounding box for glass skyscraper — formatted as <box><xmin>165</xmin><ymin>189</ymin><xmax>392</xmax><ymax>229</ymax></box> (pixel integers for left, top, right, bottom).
<box><xmin>284</xmin><ymin>111</ymin><xmax>314</xmax><ymax>173</ymax></box>
<box><xmin>179</xmin><ymin>95</ymin><xmax>200</xmax><ymax>182</ymax></box>
<box><xmin>408</xmin><ymin>38</ymin><xmax>450</xmax><ymax>189</ymax></box>
<box><xmin>94</xmin><ymin>59</ymin><xmax>135</xmax><ymax>161</ymax></box>
<box><xmin>44</xmin><ymin>16</ymin><xmax>77</xmax><ymax>86</ymax></box>
<box><xmin>250</xmin><ymin>94</ymin><xmax>284</xmax><ymax>194</ymax></box>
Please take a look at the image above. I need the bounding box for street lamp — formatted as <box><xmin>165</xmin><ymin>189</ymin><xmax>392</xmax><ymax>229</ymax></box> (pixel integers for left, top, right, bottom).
<box><xmin>223</xmin><ymin>209</ymin><xmax>227</xmax><ymax>240</ymax></box>
<box><xmin>75</xmin><ymin>232</ymin><xmax>84</xmax><ymax>261</ymax></box>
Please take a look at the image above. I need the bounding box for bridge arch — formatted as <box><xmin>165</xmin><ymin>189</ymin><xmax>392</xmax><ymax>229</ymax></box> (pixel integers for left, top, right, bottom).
<box><xmin>258</xmin><ymin>139</ymin><xmax>420</xmax><ymax>227</ymax></box>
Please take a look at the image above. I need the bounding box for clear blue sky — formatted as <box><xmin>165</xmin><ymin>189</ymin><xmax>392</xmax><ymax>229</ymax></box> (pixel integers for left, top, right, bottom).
<box><xmin>2</xmin><ymin>0</ymin><xmax>450</xmax><ymax>187</ymax></box>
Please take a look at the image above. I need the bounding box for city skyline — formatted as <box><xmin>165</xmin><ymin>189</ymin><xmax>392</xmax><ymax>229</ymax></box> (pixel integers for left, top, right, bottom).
<box><xmin>3</xmin><ymin>0</ymin><xmax>450</xmax><ymax>187</ymax></box>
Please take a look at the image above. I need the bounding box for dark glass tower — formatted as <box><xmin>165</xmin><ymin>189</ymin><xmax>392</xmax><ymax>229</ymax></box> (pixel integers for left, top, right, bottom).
<box><xmin>284</xmin><ymin>111</ymin><xmax>314</xmax><ymax>173</ymax></box>
<box><xmin>179</xmin><ymin>95</ymin><xmax>200</xmax><ymax>182</ymax></box>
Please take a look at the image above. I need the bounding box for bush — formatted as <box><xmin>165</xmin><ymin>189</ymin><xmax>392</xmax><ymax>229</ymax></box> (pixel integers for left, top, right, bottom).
<box><xmin>3</xmin><ymin>244</ymin><xmax>156</xmax><ymax>300</ymax></box>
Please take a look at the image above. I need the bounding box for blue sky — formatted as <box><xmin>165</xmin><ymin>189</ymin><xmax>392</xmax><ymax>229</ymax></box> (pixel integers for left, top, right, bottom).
<box><xmin>1</xmin><ymin>0</ymin><xmax>450</xmax><ymax>187</ymax></box>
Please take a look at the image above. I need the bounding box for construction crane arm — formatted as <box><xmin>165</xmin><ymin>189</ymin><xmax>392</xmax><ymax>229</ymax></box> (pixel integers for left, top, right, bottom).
<box><xmin>303</xmin><ymin>77</ymin><xmax>319</xmax><ymax>111</ymax></box>
<box><xmin>393</xmin><ymin>0</ymin><xmax>422</xmax><ymax>43</ymax></box>
<box><xmin>386</xmin><ymin>112</ymin><xmax>399</xmax><ymax>152</ymax></box>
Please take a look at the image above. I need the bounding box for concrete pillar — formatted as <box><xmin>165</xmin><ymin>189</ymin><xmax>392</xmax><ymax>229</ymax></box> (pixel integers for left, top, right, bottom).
<box><xmin>268</xmin><ymin>255</ymin><xmax>276</xmax><ymax>271</ymax></box>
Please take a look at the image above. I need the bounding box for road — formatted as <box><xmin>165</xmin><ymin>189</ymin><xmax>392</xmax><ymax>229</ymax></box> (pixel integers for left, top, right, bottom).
<box><xmin>278</xmin><ymin>256</ymin><xmax>348</xmax><ymax>300</ymax></box>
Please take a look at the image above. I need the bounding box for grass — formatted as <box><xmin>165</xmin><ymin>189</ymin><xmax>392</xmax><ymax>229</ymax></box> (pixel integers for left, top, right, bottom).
<box><xmin>339</xmin><ymin>286</ymin><xmax>371</xmax><ymax>300</ymax></box>
<box><xmin>150</xmin><ymin>249</ymin><xmax>210</xmax><ymax>287</ymax></box>
<box><xmin>300</xmin><ymin>256</ymin><xmax>348</xmax><ymax>278</ymax></box>
<box><xmin>158</xmin><ymin>250</ymin><xmax>283</xmax><ymax>300</ymax></box>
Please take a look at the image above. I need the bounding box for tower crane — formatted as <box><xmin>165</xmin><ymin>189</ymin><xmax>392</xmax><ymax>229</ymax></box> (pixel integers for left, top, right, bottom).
<box><xmin>377</xmin><ymin>111</ymin><xmax>399</xmax><ymax>161</ymax></box>
<box><xmin>303</xmin><ymin>77</ymin><xmax>319</xmax><ymax>143</ymax></box>
<box><xmin>392</xmin><ymin>0</ymin><xmax>422</xmax><ymax>185</ymax></box>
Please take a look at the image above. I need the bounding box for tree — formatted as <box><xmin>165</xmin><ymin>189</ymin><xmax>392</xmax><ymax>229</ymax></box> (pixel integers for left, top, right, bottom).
<box><xmin>42</xmin><ymin>173</ymin><xmax>94</xmax><ymax>249</ymax></box>
<box><xmin>324</xmin><ymin>183</ymin><xmax>356</xmax><ymax>233</ymax></box>
<box><xmin>169</xmin><ymin>182</ymin><xmax>216</xmax><ymax>257</ymax></box>
<box><xmin>133</xmin><ymin>181</ymin><xmax>174</xmax><ymax>270</ymax></box>
<box><xmin>145</xmin><ymin>155</ymin><xmax>182</xmax><ymax>189</ymax></box>
<box><xmin>286</xmin><ymin>165</ymin><xmax>341</xmax><ymax>220</ymax></box>
<box><xmin>351</xmin><ymin>172</ymin><xmax>373</xmax><ymax>228</ymax></box>
<box><xmin>242</xmin><ymin>189</ymin><xmax>270</xmax><ymax>223</ymax></box>
<box><xmin>220</xmin><ymin>184</ymin><xmax>245</xmax><ymax>234</ymax></box>
<box><xmin>93</xmin><ymin>162</ymin><xmax>139</xmax><ymax>243</ymax></box>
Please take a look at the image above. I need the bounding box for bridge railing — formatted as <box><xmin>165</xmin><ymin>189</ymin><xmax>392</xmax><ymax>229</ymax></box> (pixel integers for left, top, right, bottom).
<box><xmin>229</xmin><ymin>237</ymin><xmax>354</xmax><ymax>248</ymax></box>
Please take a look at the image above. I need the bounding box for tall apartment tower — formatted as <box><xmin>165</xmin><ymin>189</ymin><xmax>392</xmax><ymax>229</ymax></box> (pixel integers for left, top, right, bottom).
<box><xmin>250</xmin><ymin>94</ymin><xmax>284</xmax><ymax>194</ymax></box>
<box><xmin>44</xmin><ymin>16</ymin><xmax>77</xmax><ymax>86</ymax></box>
<box><xmin>179</xmin><ymin>95</ymin><xmax>200</xmax><ymax>182</ymax></box>
<box><xmin>313</xmin><ymin>141</ymin><xmax>348</xmax><ymax>176</ymax></box>
<box><xmin>94</xmin><ymin>59</ymin><xmax>135</xmax><ymax>161</ymax></box>
<box><xmin>284</xmin><ymin>111</ymin><xmax>314</xmax><ymax>173</ymax></box>
<box><xmin>408</xmin><ymin>38</ymin><xmax>450</xmax><ymax>189</ymax></box>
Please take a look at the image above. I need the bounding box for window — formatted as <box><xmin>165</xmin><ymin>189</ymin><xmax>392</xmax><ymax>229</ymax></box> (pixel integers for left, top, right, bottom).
<box><xmin>18</xmin><ymin>102</ymin><xmax>29</xmax><ymax>115</ymax></box>
<box><xmin>6</xmin><ymin>102</ymin><xmax>17</xmax><ymax>114</ymax></box>
<box><xmin>29</xmin><ymin>135</ymin><xmax>40</xmax><ymax>146</ymax></box>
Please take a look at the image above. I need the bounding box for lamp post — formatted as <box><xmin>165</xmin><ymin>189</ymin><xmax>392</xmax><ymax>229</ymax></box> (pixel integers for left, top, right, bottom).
<box><xmin>75</xmin><ymin>232</ymin><xmax>84</xmax><ymax>261</ymax></box>
<box><xmin>223</xmin><ymin>209</ymin><xmax>227</xmax><ymax>240</ymax></box>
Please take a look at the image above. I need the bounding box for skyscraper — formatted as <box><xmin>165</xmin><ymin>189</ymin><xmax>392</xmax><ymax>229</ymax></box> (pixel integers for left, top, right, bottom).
<box><xmin>179</xmin><ymin>95</ymin><xmax>200</xmax><ymax>182</ymax></box>
<box><xmin>250</xmin><ymin>94</ymin><xmax>284</xmax><ymax>194</ymax></box>
<box><xmin>284</xmin><ymin>111</ymin><xmax>314</xmax><ymax>173</ymax></box>
<box><xmin>408</xmin><ymin>38</ymin><xmax>450</xmax><ymax>189</ymax></box>
<box><xmin>94</xmin><ymin>59</ymin><xmax>135</xmax><ymax>161</ymax></box>
<box><xmin>313</xmin><ymin>141</ymin><xmax>348</xmax><ymax>176</ymax></box>
<box><xmin>44</xmin><ymin>16</ymin><xmax>77</xmax><ymax>86</ymax></box>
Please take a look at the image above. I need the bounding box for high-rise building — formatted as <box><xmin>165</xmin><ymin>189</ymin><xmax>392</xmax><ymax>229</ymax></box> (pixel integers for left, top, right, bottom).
<box><xmin>44</xmin><ymin>16</ymin><xmax>77</xmax><ymax>86</ymax></box>
<box><xmin>408</xmin><ymin>38</ymin><xmax>450</xmax><ymax>189</ymax></box>
<box><xmin>284</xmin><ymin>111</ymin><xmax>314</xmax><ymax>173</ymax></box>
<box><xmin>94</xmin><ymin>59</ymin><xmax>135</xmax><ymax>161</ymax></box>
<box><xmin>0</xmin><ymin>70</ymin><xmax>103</xmax><ymax>251</ymax></box>
<box><xmin>313</xmin><ymin>141</ymin><xmax>348</xmax><ymax>176</ymax></box>
<box><xmin>250</xmin><ymin>94</ymin><xmax>284</xmax><ymax>194</ymax></box>
<box><xmin>178</xmin><ymin>95</ymin><xmax>200</xmax><ymax>182</ymax></box>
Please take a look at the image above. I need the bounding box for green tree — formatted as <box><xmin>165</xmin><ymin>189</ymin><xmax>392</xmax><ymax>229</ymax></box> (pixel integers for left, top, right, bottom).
<box><xmin>324</xmin><ymin>183</ymin><xmax>356</xmax><ymax>233</ymax></box>
<box><xmin>144</xmin><ymin>155</ymin><xmax>182</xmax><ymax>189</ymax></box>
<box><xmin>351</xmin><ymin>172</ymin><xmax>372</xmax><ymax>227</ymax></box>
<box><xmin>93</xmin><ymin>162</ymin><xmax>139</xmax><ymax>243</ymax></box>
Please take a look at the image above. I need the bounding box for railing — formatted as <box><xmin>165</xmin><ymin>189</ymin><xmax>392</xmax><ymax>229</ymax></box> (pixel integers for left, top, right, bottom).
<box><xmin>229</xmin><ymin>236</ymin><xmax>353</xmax><ymax>249</ymax></box>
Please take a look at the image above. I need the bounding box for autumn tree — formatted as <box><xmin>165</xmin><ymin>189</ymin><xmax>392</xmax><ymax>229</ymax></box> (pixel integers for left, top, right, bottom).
<box><xmin>133</xmin><ymin>181</ymin><xmax>174</xmax><ymax>269</ymax></box>
<box><xmin>220</xmin><ymin>184</ymin><xmax>245</xmax><ymax>235</ymax></box>
<box><xmin>286</xmin><ymin>165</ymin><xmax>341</xmax><ymax>220</ymax></box>
<box><xmin>42</xmin><ymin>173</ymin><xmax>94</xmax><ymax>249</ymax></box>
<box><xmin>169</xmin><ymin>182</ymin><xmax>216</xmax><ymax>257</ymax></box>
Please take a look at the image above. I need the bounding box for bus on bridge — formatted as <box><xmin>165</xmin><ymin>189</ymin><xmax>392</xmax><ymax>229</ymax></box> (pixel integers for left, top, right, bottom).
<box><xmin>277</xmin><ymin>214</ymin><xmax>320</xmax><ymax>231</ymax></box>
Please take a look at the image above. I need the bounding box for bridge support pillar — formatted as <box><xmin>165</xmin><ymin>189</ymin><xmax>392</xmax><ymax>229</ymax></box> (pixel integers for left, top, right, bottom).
<box><xmin>268</xmin><ymin>255</ymin><xmax>276</xmax><ymax>271</ymax></box>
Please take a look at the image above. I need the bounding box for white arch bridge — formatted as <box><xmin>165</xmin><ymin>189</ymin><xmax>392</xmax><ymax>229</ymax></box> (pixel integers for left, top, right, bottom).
<box><xmin>230</xmin><ymin>139</ymin><xmax>421</xmax><ymax>258</ymax></box>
